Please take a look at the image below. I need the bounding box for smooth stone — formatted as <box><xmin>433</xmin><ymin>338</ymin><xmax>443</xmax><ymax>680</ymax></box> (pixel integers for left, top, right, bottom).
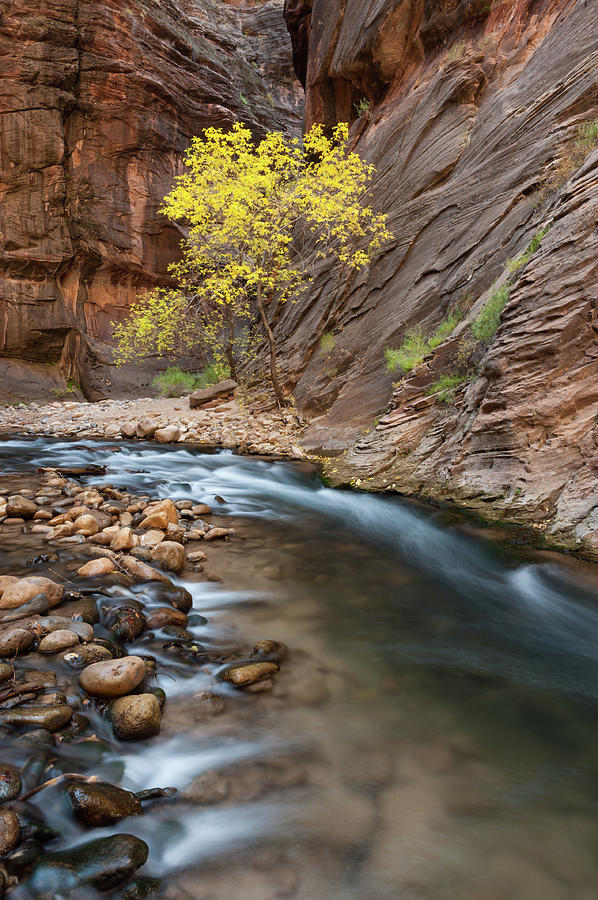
<box><xmin>138</xmin><ymin>499</ymin><xmax>178</xmax><ymax>530</ymax></box>
<box><xmin>119</xmin><ymin>556</ymin><xmax>169</xmax><ymax>583</ymax></box>
<box><xmin>111</xmin><ymin>527</ymin><xmax>139</xmax><ymax>551</ymax></box>
<box><xmin>191</xmin><ymin>504</ymin><xmax>212</xmax><ymax>516</ymax></box>
<box><xmin>0</xmin><ymin>628</ymin><xmax>34</xmax><ymax>657</ymax></box>
<box><xmin>38</xmin><ymin>630</ymin><xmax>80</xmax><ymax>654</ymax></box>
<box><xmin>0</xmin><ymin>663</ymin><xmax>13</xmax><ymax>682</ymax></box>
<box><xmin>30</xmin><ymin>616</ymin><xmax>92</xmax><ymax>641</ymax></box>
<box><xmin>104</xmin><ymin>422</ymin><xmax>121</xmax><ymax>438</ymax></box>
<box><xmin>150</xmin><ymin>541</ymin><xmax>185</xmax><ymax>573</ymax></box>
<box><xmin>110</xmin><ymin>694</ymin><xmax>161</xmax><ymax>741</ymax></box>
<box><xmin>6</xmin><ymin>497</ymin><xmax>37</xmax><ymax>519</ymax></box>
<box><xmin>0</xmin><ymin>809</ymin><xmax>20</xmax><ymax>856</ymax></box>
<box><xmin>108</xmin><ymin>608</ymin><xmax>146</xmax><ymax>643</ymax></box>
<box><xmin>203</xmin><ymin>527</ymin><xmax>235</xmax><ymax>541</ymax></box>
<box><xmin>253</xmin><ymin>639</ymin><xmax>288</xmax><ymax>661</ymax></box>
<box><xmin>140</xmin><ymin>529</ymin><xmax>164</xmax><ymax>548</ymax></box>
<box><xmin>0</xmin><ymin>595</ymin><xmax>49</xmax><ymax>622</ymax></box>
<box><xmin>136</xmin><ymin>418</ymin><xmax>157</xmax><ymax>438</ymax></box>
<box><xmin>0</xmin><ymin>577</ymin><xmax>63</xmax><ymax>610</ymax></box>
<box><xmin>31</xmin><ymin>833</ymin><xmax>148</xmax><ymax>892</ymax></box>
<box><xmin>186</xmin><ymin>550</ymin><xmax>206</xmax><ymax>563</ymax></box>
<box><xmin>65</xmin><ymin>781</ymin><xmax>142</xmax><ymax>826</ymax></box>
<box><xmin>73</xmin><ymin>514</ymin><xmax>99</xmax><ymax>536</ymax></box>
<box><xmin>121</xmin><ymin>421</ymin><xmax>138</xmax><ymax>438</ymax></box>
<box><xmin>0</xmin><ymin>764</ymin><xmax>21</xmax><ymax>801</ymax></box>
<box><xmin>79</xmin><ymin>657</ymin><xmax>146</xmax><ymax>698</ymax></box>
<box><xmin>153</xmin><ymin>426</ymin><xmax>180</xmax><ymax>443</ymax></box>
<box><xmin>76</xmin><ymin>558</ymin><xmax>116</xmax><ymax>577</ymax></box>
<box><xmin>122</xmin><ymin>876</ymin><xmax>161</xmax><ymax>899</ymax></box>
<box><xmin>0</xmin><ymin>705</ymin><xmax>72</xmax><ymax>731</ymax></box>
<box><xmin>219</xmin><ymin>661</ymin><xmax>279</xmax><ymax>687</ymax></box>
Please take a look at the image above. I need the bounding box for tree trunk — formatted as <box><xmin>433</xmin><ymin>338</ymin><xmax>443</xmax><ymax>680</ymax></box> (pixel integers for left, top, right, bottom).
<box><xmin>224</xmin><ymin>305</ymin><xmax>238</xmax><ymax>381</ymax></box>
<box><xmin>256</xmin><ymin>281</ymin><xmax>284</xmax><ymax>408</ymax></box>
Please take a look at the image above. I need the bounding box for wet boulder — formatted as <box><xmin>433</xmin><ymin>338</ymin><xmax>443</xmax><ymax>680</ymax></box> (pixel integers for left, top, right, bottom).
<box><xmin>138</xmin><ymin>499</ymin><xmax>178</xmax><ymax>530</ymax></box>
<box><xmin>110</xmin><ymin>694</ymin><xmax>161</xmax><ymax>741</ymax></box>
<box><xmin>0</xmin><ymin>577</ymin><xmax>63</xmax><ymax>610</ymax></box>
<box><xmin>79</xmin><ymin>657</ymin><xmax>146</xmax><ymax>698</ymax></box>
<box><xmin>106</xmin><ymin>607</ymin><xmax>146</xmax><ymax>643</ymax></box>
<box><xmin>0</xmin><ymin>576</ymin><xmax>19</xmax><ymax>598</ymax></box>
<box><xmin>111</xmin><ymin>527</ymin><xmax>139</xmax><ymax>551</ymax></box>
<box><xmin>120</xmin><ymin>556</ymin><xmax>169</xmax><ymax>583</ymax></box>
<box><xmin>0</xmin><ymin>764</ymin><xmax>21</xmax><ymax>801</ymax></box>
<box><xmin>65</xmin><ymin>781</ymin><xmax>142</xmax><ymax>826</ymax></box>
<box><xmin>30</xmin><ymin>833</ymin><xmax>148</xmax><ymax>892</ymax></box>
<box><xmin>64</xmin><ymin>643</ymin><xmax>113</xmax><ymax>668</ymax></box>
<box><xmin>156</xmin><ymin>583</ymin><xmax>192</xmax><ymax>613</ymax></box>
<box><xmin>154</xmin><ymin>426</ymin><xmax>180</xmax><ymax>443</ymax></box>
<box><xmin>146</xmin><ymin>607</ymin><xmax>187</xmax><ymax>629</ymax></box>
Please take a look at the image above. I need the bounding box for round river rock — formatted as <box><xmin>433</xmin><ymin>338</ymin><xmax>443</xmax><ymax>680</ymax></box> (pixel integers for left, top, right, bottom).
<box><xmin>79</xmin><ymin>657</ymin><xmax>146</xmax><ymax>698</ymax></box>
<box><xmin>110</xmin><ymin>693</ymin><xmax>161</xmax><ymax>740</ymax></box>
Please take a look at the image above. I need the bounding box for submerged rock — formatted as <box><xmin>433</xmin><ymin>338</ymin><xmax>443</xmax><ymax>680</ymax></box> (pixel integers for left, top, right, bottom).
<box><xmin>0</xmin><ymin>705</ymin><xmax>72</xmax><ymax>731</ymax></box>
<box><xmin>157</xmin><ymin>583</ymin><xmax>192</xmax><ymax>613</ymax></box>
<box><xmin>106</xmin><ymin>607</ymin><xmax>146</xmax><ymax>643</ymax></box>
<box><xmin>220</xmin><ymin>662</ymin><xmax>279</xmax><ymax>687</ymax></box>
<box><xmin>147</xmin><ymin>607</ymin><xmax>187</xmax><ymax>629</ymax></box>
<box><xmin>6</xmin><ymin>497</ymin><xmax>37</xmax><ymax>519</ymax></box>
<box><xmin>110</xmin><ymin>694</ymin><xmax>161</xmax><ymax>741</ymax></box>
<box><xmin>30</xmin><ymin>833</ymin><xmax>148</xmax><ymax>892</ymax></box>
<box><xmin>64</xmin><ymin>644</ymin><xmax>113</xmax><ymax>668</ymax></box>
<box><xmin>79</xmin><ymin>657</ymin><xmax>146</xmax><ymax>698</ymax></box>
<box><xmin>66</xmin><ymin>781</ymin><xmax>142</xmax><ymax>826</ymax></box>
<box><xmin>122</xmin><ymin>876</ymin><xmax>162</xmax><ymax>899</ymax></box>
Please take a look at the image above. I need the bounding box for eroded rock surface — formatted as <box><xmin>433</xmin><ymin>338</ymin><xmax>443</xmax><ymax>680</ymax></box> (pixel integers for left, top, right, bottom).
<box><xmin>281</xmin><ymin>0</ymin><xmax>598</xmax><ymax>551</ymax></box>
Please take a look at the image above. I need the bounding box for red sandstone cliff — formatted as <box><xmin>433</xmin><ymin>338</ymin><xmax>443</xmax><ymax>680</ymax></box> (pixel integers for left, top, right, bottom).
<box><xmin>281</xmin><ymin>0</ymin><xmax>598</xmax><ymax>553</ymax></box>
<box><xmin>0</xmin><ymin>0</ymin><xmax>301</xmax><ymax>400</ymax></box>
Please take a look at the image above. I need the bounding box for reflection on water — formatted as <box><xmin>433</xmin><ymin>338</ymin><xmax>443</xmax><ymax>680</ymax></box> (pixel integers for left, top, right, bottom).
<box><xmin>2</xmin><ymin>437</ymin><xmax>598</xmax><ymax>898</ymax></box>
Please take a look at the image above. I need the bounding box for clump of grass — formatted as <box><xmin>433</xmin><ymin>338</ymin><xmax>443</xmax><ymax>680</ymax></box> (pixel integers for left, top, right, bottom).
<box><xmin>471</xmin><ymin>283</ymin><xmax>511</xmax><ymax>342</ymax></box>
<box><xmin>507</xmin><ymin>227</ymin><xmax>549</xmax><ymax>273</ymax></box>
<box><xmin>153</xmin><ymin>364</ymin><xmax>230</xmax><ymax>397</ymax></box>
<box><xmin>426</xmin><ymin>374</ymin><xmax>468</xmax><ymax>404</ymax></box>
<box><xmin>385</xmin><ymin>299</ymin><xmax>470</xmax><ymax>375</ymax></box>
<box><xmin>545</xmin><ymin>117</ymin><xmax>598</xmax><ymax>191</ymax></box>
<box><xmin>319</xmin><ymin>331</ymin><xmax>336</xmax><ymax>355</ymax></box>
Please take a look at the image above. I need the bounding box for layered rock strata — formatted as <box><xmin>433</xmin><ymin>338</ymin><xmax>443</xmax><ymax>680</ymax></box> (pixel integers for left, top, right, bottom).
<box><xmin>0</xmin><ymin>0</ymin><xmax>301</xmax><ymax>400</ymax></box>
<box><xmin>280</xmin><ymin>0</ymin><xmax>598</xmax><ymax>551</ymax></box>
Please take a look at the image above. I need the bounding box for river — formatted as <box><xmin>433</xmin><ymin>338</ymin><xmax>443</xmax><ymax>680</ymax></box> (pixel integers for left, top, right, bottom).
<box><xmin>2</xmin><ymin>437</ymin><xmax>598</xmax><ymax>899</ymax></box>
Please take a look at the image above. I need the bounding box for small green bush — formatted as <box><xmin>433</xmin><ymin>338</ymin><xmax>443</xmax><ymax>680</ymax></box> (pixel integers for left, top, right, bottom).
<box><xmin>153</xmin><ymin>364</ymin><xmax>230</xmax><ymax>397</ymax></box>
<box><xmin>447</xmin><ymin>41</ymin><xmax>466</xmax><ymax>62</ymax></box>
<box><xmin>319</xmin><ymin>332</ymin><xmax>336</xmax><ymax>355</ymax></box>
<box><xmin>355</xmin><ymin>98</ymin><xmax>371</xmax><ymax>117</ymax></box>
<box><xmin>426</xmin><ymin>374</ymin><xmax>468</xmax><ymax>404</ymax></box>
<box><xmin>471</xmin><ymin>283</ymin><xmax>511</xmax><ymax>342</ymax></box>
<box><xmin>507</xmin><ymin>227</ymin><xmax>549</xmax><ymax>273</ymax></box>
<box><xmin>385</xmin><ymin>300</ymin><xmax>470</xmax><ymax>375</ymax></box>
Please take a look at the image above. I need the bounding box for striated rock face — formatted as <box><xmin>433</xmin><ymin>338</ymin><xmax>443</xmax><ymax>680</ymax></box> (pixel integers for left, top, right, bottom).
<box><xmin>0</xmin><ymin>0</ymin><xmax>301</xmax><ymax>400</ymax></box>
<box><xmin>281</xmin><ymin>0</ymin><xmax>598</xmax><ymax>552</ymax></box>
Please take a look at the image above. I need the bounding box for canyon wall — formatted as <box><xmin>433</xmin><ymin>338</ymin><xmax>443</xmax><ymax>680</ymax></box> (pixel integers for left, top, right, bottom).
<box><xmin>0</xmin><ymin>0</ymin><xmax>301</xmax><ymax>400</ymax></box>
<box><xmin>281</xmin><ymin>0</ymin><xmax>598</xmax><ymax>553</ymax></box>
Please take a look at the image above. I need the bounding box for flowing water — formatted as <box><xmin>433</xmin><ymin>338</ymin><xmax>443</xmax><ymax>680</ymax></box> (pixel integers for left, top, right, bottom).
<box><xmin>2</xmin><ymin>437</ymin><xmax>598</xmax><ymax>899</ymax></box>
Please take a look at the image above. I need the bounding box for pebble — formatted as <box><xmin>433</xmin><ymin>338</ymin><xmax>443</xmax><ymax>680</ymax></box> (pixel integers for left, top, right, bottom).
<box><xmin>73</xmin><ymin>514</ymin><xmax>100</xmax><ymax>536</ymax></box>
<box><xmin>111</xmin><ymin>527</ymin><xmax>139</xmax><ymax>551</ymax></box>
<box><xmin>111</xmin><ymin>694</ymin><xmax>161</xmax><ymax>740</ymax></box>
<box><xmin>6</xmin><ymin>497</ymin><xmax>38</xmax><ymax>519</ymax></box>
<box><xmin>38</xmin><ymin>629</ymin><xmax>80</xmax><ymax>653</ymax></box>
<box><xmin>79</xmin><ymin>657</ymin><xmax>146</xmax><ymax>698</ymax></box>
<box><xmin>140</xmin><ymin>529</ymin><xmax>165</xmax><ymax>548</ymax></box>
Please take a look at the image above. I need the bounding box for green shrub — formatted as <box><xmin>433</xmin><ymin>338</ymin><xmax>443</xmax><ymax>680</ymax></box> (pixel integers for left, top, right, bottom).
<box><xmin>385</xmin><ymin>300</ymin><xmax>470</xmax><ymax>375</ymax></box>
<box><xmin>319</xmin><ymin>331</ymin><xmax>336</xmax><ymax>355</ymax></box>
<box><xmin>471</xmin><ymin>283</ymin><xmax>511</xmax><ymax>342</ymax></box>
<box><xmin>507</xmin><ymin>227</ymin><xmax>549</xmax><ymax>273</ymax></box>
<box><xmin>153</xmin><ymin>364</ymin><xmax>230</xmax><ymax>397</ymax></box>
<box><xmin>426</xmin><ymin>374</ymin><xmax>468</xmax><ymax>404</ymax></box>
<box><xmin>355</xmin><ymin>98</ymin><xmax>371</xmax><ymax>117</ymax></box>
<box><xmin>447</xmin><ymin>41</ymin><xmax>466</xmax><ymax>62</ymax></box>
